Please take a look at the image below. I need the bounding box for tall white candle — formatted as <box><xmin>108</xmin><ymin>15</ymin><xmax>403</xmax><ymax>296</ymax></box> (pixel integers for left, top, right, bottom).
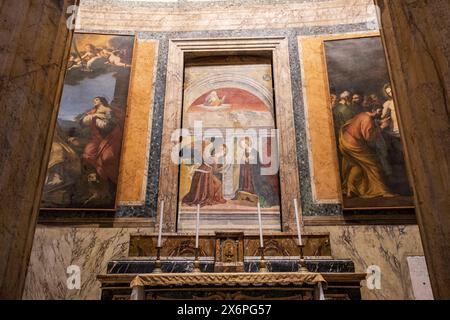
<box><xmin>257</xmin><ymin>202</ymin><xmax>264</xmax><ymax>248</ymax></box>
<box><xmin>157</xmin><ymin>200</ymin><xmax>164</xmax><ymax>247</ymax></box>
<box><xmin>294</xmin><ymin>199</ymin><xmax>303</xmax><ymax>246</ymax></box>
<box><xmin>195</xmin><ymin>204</ymin><xmax>200</xmax><ymax>249</ymax></box>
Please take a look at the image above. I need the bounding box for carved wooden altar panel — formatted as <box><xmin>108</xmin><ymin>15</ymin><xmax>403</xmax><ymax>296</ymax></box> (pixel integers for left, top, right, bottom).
<box><xmin>128</xmin><ymin>233</ymin><xmax>332</xmax><ymax>258</ymax></box>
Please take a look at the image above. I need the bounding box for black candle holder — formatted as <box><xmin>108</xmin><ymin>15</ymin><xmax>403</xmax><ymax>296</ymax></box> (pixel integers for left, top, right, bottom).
<box><xmin>153</xmin><ymin>246</ymin><xmax>163</xmax><ymax>274</ymax></box>
<box><xmin>192</xmin><ymin>247</ymin><xmax>201</xmax><ymax>273</ymax></box>
<box><xmin>297</xmin><ymin>244</ymin><xmax>309</xmax><ymax>273</ymax></box>
<box><xmin>259</xmin><ymin>247</ymin><xmax>268</xmax><ymax>273</ymax></box>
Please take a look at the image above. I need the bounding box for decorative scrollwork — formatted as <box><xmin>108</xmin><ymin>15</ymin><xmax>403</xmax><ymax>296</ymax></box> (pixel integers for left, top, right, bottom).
<box><xmin>131</xmin><ymin>272</ymin><xmax>326</xmax><ymax>288</ymax></box>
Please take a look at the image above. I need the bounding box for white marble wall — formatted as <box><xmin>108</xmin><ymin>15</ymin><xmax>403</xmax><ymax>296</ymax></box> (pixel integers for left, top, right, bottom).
<box><xmin>77</xmin><ymin>0</ymin><xmax>375</xmax><ymax>32</ymax></box>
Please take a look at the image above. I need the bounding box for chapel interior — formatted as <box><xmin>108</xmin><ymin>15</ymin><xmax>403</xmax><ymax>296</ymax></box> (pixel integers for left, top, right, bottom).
<box><xmin>0</xmin><ymin>0</ymin><xmax>449</xmax><ymax>301</ymax></box>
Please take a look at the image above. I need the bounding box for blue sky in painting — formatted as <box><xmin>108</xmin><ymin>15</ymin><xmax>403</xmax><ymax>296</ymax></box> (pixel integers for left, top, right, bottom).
<box><xmin>58</xmin><ymin>73</ymin><xmax>116</xmax><ymax>121</ymax></box>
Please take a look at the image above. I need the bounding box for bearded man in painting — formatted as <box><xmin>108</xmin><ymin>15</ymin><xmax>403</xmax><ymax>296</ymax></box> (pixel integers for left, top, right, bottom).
<box><xmin>339</xmin><ymin>105</ymin><xmax>396</xmax><ymax>199</ymax></box>
<box><xmin>350</xmin><ymin>93</ymin><xmax>363</xmax><ymax>115</ymax></box>
<box><xmin>333</xmin><ymin>91</ymin><xmax>362</xmax><ymax>141</ymax></box>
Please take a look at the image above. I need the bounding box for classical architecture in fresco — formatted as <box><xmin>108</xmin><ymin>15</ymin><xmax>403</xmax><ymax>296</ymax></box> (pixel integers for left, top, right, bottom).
<box><xmin>2</xmin><ymin>0</ymin><xmax>449</xmax><ymax>302</ymax></box>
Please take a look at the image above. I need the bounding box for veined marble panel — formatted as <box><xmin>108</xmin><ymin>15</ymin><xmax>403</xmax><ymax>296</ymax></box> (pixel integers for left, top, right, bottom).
<box><xmin>308</xmin><ymin>225</ymin><xmax>425</xmax><ymax>300</ymax></box>
<box><xmin>77</xmin><ymin>0</ymin><xmax>376</xmax><ymax>32</ymax></box>
<box><xmin>23</xmin><ymin>226</ymin><xmax>151</xmax><ymax>300</ymax></box>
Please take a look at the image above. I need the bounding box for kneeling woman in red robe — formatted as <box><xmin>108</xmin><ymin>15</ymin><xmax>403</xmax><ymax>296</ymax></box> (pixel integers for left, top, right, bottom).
<box><xmin>80</xmin><ymin>96</ymin><xmax>124</xmax><ymax>185</ymax></box>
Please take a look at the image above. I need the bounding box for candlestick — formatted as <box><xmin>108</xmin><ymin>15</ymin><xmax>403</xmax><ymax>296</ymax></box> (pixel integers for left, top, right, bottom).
<box><xmin>257</xmin><ymin>202</ymin><xmax>264</xmax><ymax>248</ymax></box>
<box><xmin>153</xmin><ymin>246</ymin><xmax>162</xmax><ymax>274</ymax></box>
<box><xmin>259</xmin><ymin>247</ymin><xmax>268</xmax><ymax>273</ymax></box>
<box><xmin>192</xmin><ymin>247</ymin><xmax>201</xmax><ymax>273</ymax></box>
<box><xmin>293</xmin><ymin>199</ymin><xmax>303</xmax><ymax>246</ymax></box>
<box><xmin>297</xmin><ymin>244</ymin><xmax>309</xmax><ymax>273</ymax></box>
<box><xmin>157</xmin><ymin>201</ymin><xmax>164</xmax><ymax>248</ymax></box>
<box><xmin>195</xmin><ymin>204</ymin><xmax>200</xmax><ymax>249</ymax></box>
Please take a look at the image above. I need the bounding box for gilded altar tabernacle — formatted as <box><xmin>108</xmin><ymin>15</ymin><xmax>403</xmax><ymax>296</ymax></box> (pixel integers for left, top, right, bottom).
<box><xmin>214</xmin><ymin>233</ymin><xmax>245</xmax><ymax>273</ymax></box>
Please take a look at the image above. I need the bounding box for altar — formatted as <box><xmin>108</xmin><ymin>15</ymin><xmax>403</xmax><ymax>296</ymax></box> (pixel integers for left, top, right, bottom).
<box><xmin>97</xmin><ymin>233</ymin><xmax>367</xmax><ymax>300</ymax></box>
<box><xmin>94</xmin><ymin>38</ymin><xmax>370</xmax><ymax>301</ymax></box>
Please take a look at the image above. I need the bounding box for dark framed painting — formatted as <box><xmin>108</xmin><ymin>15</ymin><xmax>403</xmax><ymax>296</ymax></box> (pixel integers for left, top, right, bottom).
<box><xmin>324</xmin><ymin>36</ymin><xmax>414</xmax><ymax>210</ymax></box>
<box><xmin>41</xmin><ymin>33</ymin><xmax>135</xmax><ymax>210</ymax></box>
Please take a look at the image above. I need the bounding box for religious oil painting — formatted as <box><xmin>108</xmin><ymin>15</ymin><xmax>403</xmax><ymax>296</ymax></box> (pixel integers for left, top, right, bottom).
<box><xmin>324</xmin><ymin>36</ymin><xmax>414</xmax><ymax>210</ymax></box>
<box><xmin>178</xmin><ymin>56</ymin><xmax>282</xmax><ymax>231</ymax></box>
<box><xmin>41</xmin><ymin>33</ymin><xmax>134</xmax><ymax>210</ymax></box>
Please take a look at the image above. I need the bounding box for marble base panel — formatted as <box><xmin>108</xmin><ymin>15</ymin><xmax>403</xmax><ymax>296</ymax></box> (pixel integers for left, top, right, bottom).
<box><xmin>106</xmin><ymin>258</ymin><xmax>355</xmax><ymax>274</ymax></box>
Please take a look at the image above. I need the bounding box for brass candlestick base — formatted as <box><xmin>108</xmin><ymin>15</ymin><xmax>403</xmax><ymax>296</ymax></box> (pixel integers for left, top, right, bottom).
<box><xmin>259</xmin><ymin>247</ymin><xmax>268</xmax><ymax>273</ymax></box>
<box><xmin>192</xmin><ymin>248</ymin><xmax>201</xmax><ymax>273</ymax></box>
<box><xmin>153</xmin><ymin>246</ymin><xmax>163</xmax><ymax>274</ymax></box>
<box><xmin>297</xmin><ymin>244</ymin><xmax>309</xmax><ymax>273</ymax></box>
